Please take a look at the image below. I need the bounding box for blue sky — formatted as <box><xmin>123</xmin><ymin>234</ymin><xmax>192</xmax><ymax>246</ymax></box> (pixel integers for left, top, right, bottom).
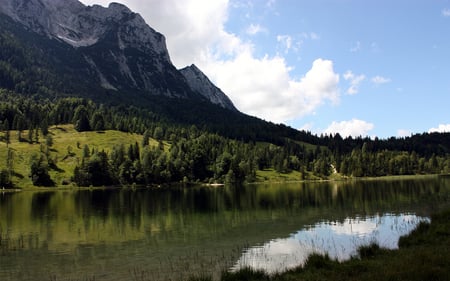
<box><xmin>80</xmin><ymin>0</ymin><xmax>450</xmax><ymax>138</ymax></box>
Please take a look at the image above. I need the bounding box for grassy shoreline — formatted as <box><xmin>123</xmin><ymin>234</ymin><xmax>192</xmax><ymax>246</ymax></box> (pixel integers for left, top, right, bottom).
<box><xmin>209</xmin><ymin>208</ymin><xmax>450</xmax><ymax>281</ymax></box>
<box><xmin>1</xmin><ymin>173</ymin><xmax>446</xmax><ymax>193</ymax></box>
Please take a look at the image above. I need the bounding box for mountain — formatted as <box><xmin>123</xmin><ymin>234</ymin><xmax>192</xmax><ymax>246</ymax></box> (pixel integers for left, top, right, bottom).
<box><xmin>0</xmin><ymin>0</ymin><xmax>235</xmax><ymax>109</ymax></box>
<box><xmin>180</xmin><ymin>64</ymin><xmax>237</xmax><ymax>111</ymax></box>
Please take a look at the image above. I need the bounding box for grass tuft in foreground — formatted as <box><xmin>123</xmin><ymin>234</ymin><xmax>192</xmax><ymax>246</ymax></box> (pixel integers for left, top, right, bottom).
<box><xmin>222</xmin><ymin>267</ymin><xmax>270</xmax><ymax>281</ymax></box>
<box><xmin>219</xmin><ymin>208</ymin><xmax>450</xmax><ymax>281</ymax></box>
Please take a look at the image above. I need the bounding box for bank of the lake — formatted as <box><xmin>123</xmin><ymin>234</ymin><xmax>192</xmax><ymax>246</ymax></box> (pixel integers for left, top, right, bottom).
<box><xmin>220</xmin><ymin>208</ymin><xmax>450</xmax><ymax>281</ymax></box>
<box><xmin>7</xmin><ymin>173</ymin><xmax>447</xmax><ymax>192</ymax></box>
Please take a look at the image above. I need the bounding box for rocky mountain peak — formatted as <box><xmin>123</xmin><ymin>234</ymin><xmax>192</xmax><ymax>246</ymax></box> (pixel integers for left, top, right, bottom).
<box><xmin>107</xmin><ymin>2</ymin><xmax>132</xmax><ymax>14</ymax></box>
<box><xmin>180</xmin><ymin>64</ymin><xmax>237</xmax><ymax>111</ymax></box>
<box><xmin>0</xmin><ymin>0</ymin><xmax>166</xmax><ymax>53</ymax></box>
<box><xmin>0</xmin><ymin>0</ymin><xmax>238</xmax><ymax>111</ymax></box>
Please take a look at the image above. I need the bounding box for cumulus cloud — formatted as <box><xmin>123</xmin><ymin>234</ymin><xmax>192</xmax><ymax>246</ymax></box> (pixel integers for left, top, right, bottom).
<box><xmin>343</xmin><ymin>70</ymin><xmax>365</xmax><ymax>95</ymax></box>
<box><xmin>209</xmin><ymin>57</ymin><xmax>340</xmax><ymax>123</ymax></box>
<box><xmin>323</xmin><ymin>119</ymin><xmax>374</xmax><ymax>138</ymax></box>
<box><xmin>371</xmin><ymin>75</ymin><xmax>391</xmax><ymax>85</ymax></box>
<box><xmin>79</xmin><ymin>0</ymin><xmax>340</xmax><ymax>123</ymax></box>
<box><xmin>429</xmin><ymin>124</ymin><xmax>450</xmax><ymax>133</ymax></box>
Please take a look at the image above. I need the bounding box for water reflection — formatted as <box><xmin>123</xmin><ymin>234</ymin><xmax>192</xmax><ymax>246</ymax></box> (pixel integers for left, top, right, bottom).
<box><xmin>232</xmin><ymin>214</ymin><xmax>428</xmax><ymax>274</ymax></box>
<box><xmin>0</xmin><ymin>176</ymin><xmax>449</xmax><ymax>280</ymax></box>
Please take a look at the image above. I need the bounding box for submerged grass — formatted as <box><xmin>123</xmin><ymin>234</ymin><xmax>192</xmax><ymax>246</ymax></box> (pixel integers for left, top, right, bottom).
<box><xmin>219</xmin><ymin>208</ymin><xmax>450</xmax><ymax>281</ymax></box>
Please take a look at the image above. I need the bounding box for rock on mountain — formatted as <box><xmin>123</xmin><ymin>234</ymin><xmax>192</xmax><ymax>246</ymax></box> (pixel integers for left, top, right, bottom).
<box><xmin>0</xmin><ymin>0</ymin><xmax>237</xmax><ymax>110</ymax></box>
<box><xmin>180</xmin><ymin>64</ymin><xmax>237</xmax><ymax>111</ymax></box>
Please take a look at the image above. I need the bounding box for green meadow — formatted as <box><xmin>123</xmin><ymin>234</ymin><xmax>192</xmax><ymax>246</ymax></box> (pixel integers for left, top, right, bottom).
<box><xmin>0</xmin><ymin>124</ymin><xmax>161</xmax><ymax>188</ymax></box>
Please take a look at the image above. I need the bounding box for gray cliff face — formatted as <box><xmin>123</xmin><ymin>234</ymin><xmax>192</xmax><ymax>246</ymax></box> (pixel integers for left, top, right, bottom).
<box><xmin>0</xmin><ymin>0</ymin><xmax>238</xmax><ymax>109</ymax></box>
<box><xmin>0</xmin><ymin>0</ymin><xmax>185</xmax><ymax>97</ymax></box>
<box><xmin>180</xmin><ymin>65</ymin><xmax>237</xmax><ymax>111</ymax></box>
<box><xmin>0</xmin><ymin>0</ymin><xmax>168</xmax><ymax>56</ymax></box>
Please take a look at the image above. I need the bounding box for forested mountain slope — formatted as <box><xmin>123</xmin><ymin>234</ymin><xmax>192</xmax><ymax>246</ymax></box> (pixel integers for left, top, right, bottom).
<box><xmin>0</xmin><ymin>0</ymin><xmax>449</xmax><ymax>188</ymax></box>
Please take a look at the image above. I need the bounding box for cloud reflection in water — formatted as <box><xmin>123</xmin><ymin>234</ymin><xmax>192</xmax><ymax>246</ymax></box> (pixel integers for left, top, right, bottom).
<box><xmin>232</xmin><ymin>214</ymin><xmax>428</xmax><ymax>274</ymax></box>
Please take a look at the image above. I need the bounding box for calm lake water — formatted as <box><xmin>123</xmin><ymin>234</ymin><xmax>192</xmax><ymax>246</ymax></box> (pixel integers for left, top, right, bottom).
<box><xmin>1</xmin><ymin>176</ymin><xmax>449</xmax><ymax>280</ymax></box>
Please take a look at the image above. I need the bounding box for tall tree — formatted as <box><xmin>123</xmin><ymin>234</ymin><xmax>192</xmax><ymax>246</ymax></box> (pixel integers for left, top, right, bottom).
<box><xmin>29</xmin><ymin>154</ymin><xmax>54</xmax><ymax>187</ymax></box>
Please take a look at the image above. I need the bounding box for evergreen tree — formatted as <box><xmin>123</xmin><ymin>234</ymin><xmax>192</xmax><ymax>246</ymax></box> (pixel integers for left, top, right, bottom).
<box><xmin>40</xmin><ymin>117</ymin><xmax>49</xmax><ymax>136</ymax></box>
<box><xmin>0</xmin><ymin>169</ymin><xmax>12</xmax><ymax>188</ymax></box>
<box><xmin>45</xmin><ymin>134</ymin><xmax>53</xmax><ymax>148</ymax></box>
<box><xmin>28</xmin><ymin>126</ymin><xmax>34</xmax><ymax>143</ymax></box>
<box><xmin>73</xmin><ymin>105</ymin><xmax>91</xmax><ymax>132</ymax></box>
<box><xmin>29</xmin><ymin>154</ymin><xmax>54</xmax><ymax>187</ymax></box>
<box><xmin>142</xmin><ymin>130</ymin><xmax>150</xmax><ymax>146</ymax></box>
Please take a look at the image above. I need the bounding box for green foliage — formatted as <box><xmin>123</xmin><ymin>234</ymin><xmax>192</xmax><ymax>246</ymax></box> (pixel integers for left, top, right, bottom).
<box><xmin>29</xmin><ymin>154</ymin><xmax>54</xmax><ymax>187</ymax></box>
<box><xmin>0</xmin><ymin>169</ymin><xmax>12</xmax><ymax>188</ymax></box>
<box><xmin>302</xmin><ymin>253</ymin><xmax>334</xmax><ymax>270</ymax></box>
<box><xmin>357</xmin><ymin>242</ymin><xmax>383</xmax><ymax>259</ymax></box>
<box><xmin>73</xmin><ymin>151</ymin><xmax>113</xmax><ymax>187</ymax></box>
<box><xmin>221</xmin><ymin>268</ymin><xmax>270</xmax><ymax>281</ymax></box>
<box><xmin>0</xmin><ymin>87</ymin><xmax>449</xmax><ymax>187</ymax></box>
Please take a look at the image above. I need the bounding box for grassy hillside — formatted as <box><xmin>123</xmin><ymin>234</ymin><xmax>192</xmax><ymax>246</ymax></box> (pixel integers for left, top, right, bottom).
<box><xmin>0</xmin><ymin>124</ymin><xmax>162</xmax><ymax>188</ymax></box>
<box><xmin>1</xmin><ymin>123</ymin><xmax>330</xmax><ymax>189</ymax></box>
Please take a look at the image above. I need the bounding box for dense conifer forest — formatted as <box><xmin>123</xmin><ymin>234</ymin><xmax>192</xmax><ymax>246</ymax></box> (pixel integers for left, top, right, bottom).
<box><xmin>1</xmin><ymin>89</ymin><xmax>449</xmax><ymax>188</ymax></box>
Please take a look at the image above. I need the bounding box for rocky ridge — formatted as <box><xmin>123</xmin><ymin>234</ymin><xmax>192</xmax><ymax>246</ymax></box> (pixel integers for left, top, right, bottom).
<box><xmin>180</xmin><ymin>64</ymin><xmax>237</xmax><ymax>111</ymax></box>
<box><xmin>0</xmin><ymin>0</ymin><xmax>237</xmax><ymax>110</ymax></box>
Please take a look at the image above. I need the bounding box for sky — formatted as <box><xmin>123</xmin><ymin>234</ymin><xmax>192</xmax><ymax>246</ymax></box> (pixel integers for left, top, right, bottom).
<box><xmin>79</xmin><ymin>0</ymin><xmax>450</xmax><ymax>138</ymax></box>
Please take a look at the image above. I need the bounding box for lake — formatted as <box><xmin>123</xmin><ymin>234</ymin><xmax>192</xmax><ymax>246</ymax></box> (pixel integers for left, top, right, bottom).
<box><xmin>1</xmin><ymin>176</ymin><xmax>449</xmax><ymax>281</ymax></box>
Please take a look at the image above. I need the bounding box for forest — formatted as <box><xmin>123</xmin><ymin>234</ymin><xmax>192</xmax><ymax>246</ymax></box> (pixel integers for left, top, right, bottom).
<box><xmin>1</xmin><ymin>89</ymin><xmax>449</xmax><ymax>188</ymax></box>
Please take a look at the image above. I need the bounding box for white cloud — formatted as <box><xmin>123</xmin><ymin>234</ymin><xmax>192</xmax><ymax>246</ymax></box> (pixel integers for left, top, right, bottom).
<box><xmin>397</xmin><ymin>129</ymin><xmax>411</xmax><ymax>137</ymax></box>
<box><xmin>277</xmin><ymin>33</ymin><xmax>317</xmax><ymax>54</ymax></box>
<box><xmin>371</xmin><ymin>75</ymin><xmax>391</xmax><ymax>85</ymax></box>
<box><xmin>246</xmin><ymin>23</ymin><xmax>267</xmax><ymax>35</ymax></box>
<box><xmin>324</xmin><ymin>119</ymin><xmax>374</xmax><ymax>138</ymax></box>
<box><xmin>442</xmin><ymin>8</ymin><xmax>450</xmax><ymax>17</ymax></box>
<box><xmin>330</xmin><ymin>219</ymin><xmax>377</xmax><ymax>236</ymax></box>
<box><xmin>80</xmin><ymin>0</ymin><xmax>340</xmax><ymax>124</ymax></box>
<box><xmin>429</xmin><ymin>124</ymin><xmax>450</xmax><ymax>133</ymax></box>
<box><xmin>343</xmin><ymin>70</ymin><xmax>365</xmax><ymax>95</ymax></box>
<box><xmin>277</xmin><ymin>34</ymin><xmax>294</xmax><ymax>53</ymax></box>
<box><xmin>209</xmin><ymin>57</ymin><xmax>340</xmax><ymax>123</ymax></box>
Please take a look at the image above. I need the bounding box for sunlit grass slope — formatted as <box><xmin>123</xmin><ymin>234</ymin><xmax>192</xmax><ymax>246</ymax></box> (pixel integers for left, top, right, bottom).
<box><xmin>0</xmin><ymin>124</ymin><xmax>157</xmax><ymax>188</ymax></box>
